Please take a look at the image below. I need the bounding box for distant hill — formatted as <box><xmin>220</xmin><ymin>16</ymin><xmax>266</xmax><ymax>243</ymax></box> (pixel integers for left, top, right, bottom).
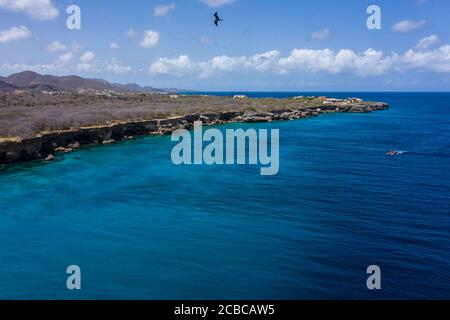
<box><xmin>0</xmin><ymin>80</ymin><xmax>16</xmax><ymax>92</ymax></box>
<box><xmin>113</xmin><ymin>83</ymin><xmax>167</xmax><ymax>93</ymax></box>
<box><xmin>0</xmin><ymin>71</ymin><xmax>184</xmax><ymax>93</ymax></box>
<box><xmin>2</xmin><ymin>71</ymin><xmax>121</xmax><ymax>92</ymax></box>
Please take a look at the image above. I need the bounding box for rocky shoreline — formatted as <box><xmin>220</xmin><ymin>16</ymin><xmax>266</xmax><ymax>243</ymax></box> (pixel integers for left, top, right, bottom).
<box><xmin>0</xmin><ymin>101</ymin><xmax>388</xmax><ymax>165</ymax></box>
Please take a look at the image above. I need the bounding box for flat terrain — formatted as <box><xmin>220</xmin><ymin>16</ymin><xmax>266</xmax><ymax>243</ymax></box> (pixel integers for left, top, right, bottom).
<box><xmin>0</xmin><ymin>92</ymin><xmax>326</xmax><ymax>139</ymax></box>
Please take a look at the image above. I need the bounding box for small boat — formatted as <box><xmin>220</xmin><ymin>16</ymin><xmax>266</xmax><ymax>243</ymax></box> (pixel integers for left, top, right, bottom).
<box><xmin>386</xmin><ymin>145</ymin><xmax>404</xmax><ymax>156</ymax></box>
<box><xmin>386</xmin><ymin>149</ymin><xmax>401</xmax><ymax>156</ymax></box>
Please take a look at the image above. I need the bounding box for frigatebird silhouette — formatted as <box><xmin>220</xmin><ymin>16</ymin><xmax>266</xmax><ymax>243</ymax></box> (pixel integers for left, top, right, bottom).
<box><xmin>213</xmin><ymin>12</ymin><xmax>223</xmax><ymax>26</ymax></box>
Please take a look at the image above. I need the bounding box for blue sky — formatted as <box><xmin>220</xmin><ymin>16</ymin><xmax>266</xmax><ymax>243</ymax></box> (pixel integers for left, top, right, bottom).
<box><xmin>1</xmin><ymin>0</ymin><xmax>449</xmax><ymax>90</ymax></box>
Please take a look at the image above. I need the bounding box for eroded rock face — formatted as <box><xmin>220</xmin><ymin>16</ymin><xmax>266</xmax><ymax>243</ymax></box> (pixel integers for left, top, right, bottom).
<box><xmin>0</xmin><ymin>102</ymin><xmax>388</xmax><ymax>165</ymax></box>
<box><xmin>242</xmin><ymin>110</ymin><xmax>274</xmax><ymax>123</ymax></box>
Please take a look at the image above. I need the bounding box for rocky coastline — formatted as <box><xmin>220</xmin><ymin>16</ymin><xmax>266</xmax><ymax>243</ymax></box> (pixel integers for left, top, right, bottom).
<box><xmin>0</xmin><ymin>101</ymin><xmax>388</xmax><ymax>165</ymax></box>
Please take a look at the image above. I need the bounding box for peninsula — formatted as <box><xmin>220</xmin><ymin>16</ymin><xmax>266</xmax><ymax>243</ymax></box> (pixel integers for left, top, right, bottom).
<box><xmin>0</xmin><ymin>72</ymin><xmax>388</xmax><ymax>165</ymax></box>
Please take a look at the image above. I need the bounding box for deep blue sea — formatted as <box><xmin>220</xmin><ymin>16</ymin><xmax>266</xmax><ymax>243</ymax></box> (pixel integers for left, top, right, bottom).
<box><xmin>0</xmin><ymin>92</ymin><xmax>449</xmax><ymax>300</ymax></box>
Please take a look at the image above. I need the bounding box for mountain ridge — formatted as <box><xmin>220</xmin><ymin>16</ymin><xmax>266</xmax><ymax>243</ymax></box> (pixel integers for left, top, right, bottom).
<box><xmin>0</xmin><ymin>71</ymin><xmax>180</xmax><ymax>93</ymax></box>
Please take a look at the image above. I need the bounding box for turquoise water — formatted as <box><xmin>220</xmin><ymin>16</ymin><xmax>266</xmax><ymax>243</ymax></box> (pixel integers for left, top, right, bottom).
<box><xmin>0</xmin><ymin>92</ymin><xmax>449</xmax><ymax>299</ymax></box>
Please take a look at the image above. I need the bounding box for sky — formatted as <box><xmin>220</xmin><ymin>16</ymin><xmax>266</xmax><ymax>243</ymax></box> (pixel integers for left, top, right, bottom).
<box><xmin>0</xmin><ymin>0</ymin><xmax>450</xmax><ymax>91</ymax></box>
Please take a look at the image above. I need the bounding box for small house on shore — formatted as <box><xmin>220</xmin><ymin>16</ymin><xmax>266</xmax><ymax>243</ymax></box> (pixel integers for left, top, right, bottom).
<box><xmin>233</xmin><ymin>95</ymin><xmax>248</xmax><ymax>99</ymax></box>
<box><xmin>324</xmin><ymin>98</ymin><xmax>343</xmax><ymax>104</ymax></box>
<box><xmin>346</xmin><ymin>98</ymin><xmax>363</xmax><ymax>103</ymax></box>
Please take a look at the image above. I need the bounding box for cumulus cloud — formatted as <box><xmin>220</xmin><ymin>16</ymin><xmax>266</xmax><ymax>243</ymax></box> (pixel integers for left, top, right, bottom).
<box><xmin>47</xmin><ymin>40</ymin><xmax>66</xmax><ymax>52</ymax></box>
<box><xmin>278</xmin><ymin>48</ymin><xmax>399</xmax><ymax>76</ymax></box>
<box><xmin>77</xmin><ymin>63</ymin><xmax>93</xmax><ymax>72</ymax></box>
<box><xmin>125</xmin><ymin>28</ymin><xmax>137</xmax><ymax>38</ymax></box>
<box><xmin>403</xmin><ymin>45</ymin><xmax>450</xmax><ymax>73</ymax></box>
<box><xmin>149</xmin><ymin>50</ymin><xmax>282</xmax><ymax>78</ymax></box>
<box><xmin>154</xmin><ymin>3</ymin><xmax>176</xmax><ymax>16</ymax></box>
<box><xmin>0</xmin><ymin>62</ymin><xmax>57</xmax><ymax>74</ymax></box>
<box><xmin>0</xmin><ymin>25</ymin><xmax>31</xmax><ymax>44</ymax></box>
<box><xmin>106</xmin><ymin>58</ymin><xmax>132</xmax><ymax>74</ymax></box>
<box><xmin>392</xmin><ymin>20</ymin><xmax>426</xmax><ymax>33</ymax></box>
<box><xmin>4</xmin><ymin>44</ymin><xmax>450</xmax><ymax>81</ymax></box>
<box><xmin>149</xmin><ymin>55</ymin><xmax>195</xmax><ymax>77</ymax></box>
<box><xmin>310</xmin><ymin>29</ymin><xmax>331</xmax><ymax>41</ymax></box>
<box><xmin>148</xmin><ymin>45</ymin><xmax>450</xmax><ymax>78</ymax></box>
<box><xmin>215</xmin><ymin>50</ymin><xmax>280</xmax><ymax>72</ymax></box>
<box><xmin>80</xmin><ymin>51</ymin><xmax>95</xmax><ymax>63</ymax></box>
<box><xmin>201</xmin><ymin>0</ymin><xmax>234</xmax><ymax>7</ymax></box>
<box><xmin>0</xmin><ymin>56</ymin><xmax>133</xmax><ymax>76</ymax></box>
<box><xmin>110</xmin><ymin>42</ymin><xmax>119</xmax><ymax>49</ymax></box>
<box><xmin>139</xmin><ymin>30</ymin><xmax>160</xmax><ymax>48</ymax></box>
<box><xmin>416</xmin><ymin>35</ymin><xmax>439</xmax><ymax>50</ymax></box>
<box><xmin>0</xmin><ymin>0</ymin><xmax>59</xmax><ymax>20</ymax></box>
<box><xmin>57</xmin><ymin>52</ymin><xmax>74</xmax><ymax>64</ymax></box>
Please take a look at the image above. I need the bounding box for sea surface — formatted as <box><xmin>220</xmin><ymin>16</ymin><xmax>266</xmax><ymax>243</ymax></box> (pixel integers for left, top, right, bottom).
<box><xmin>0</xmin><ymin>92</ymin><xmax>449</xmax><ymax>299</ymax></box>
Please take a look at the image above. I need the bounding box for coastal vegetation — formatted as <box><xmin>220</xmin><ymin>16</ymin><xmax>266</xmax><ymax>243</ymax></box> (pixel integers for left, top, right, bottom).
<box><xmin>0</xmin><ymin>91</ymin><xmax>378</xmax><ymax>139</ymax></box>
<box><xmin>0</xmin><ymin>89</ymin><xmax>388</xmax><ymax>165</ymax></box>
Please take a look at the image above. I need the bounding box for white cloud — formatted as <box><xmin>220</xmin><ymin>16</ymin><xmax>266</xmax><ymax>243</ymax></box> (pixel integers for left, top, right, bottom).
<box><xmin>125</xmin><ymin>28</ymin><xmax>137</xmax><ymax>38</ymax></box>
<box><xmin>106</xmin><ymin>58</ymin><xmax>132</xmax><ymax>74</ymax></box>
<box><xmin>149</xmin><ymin>51</ymin><xmax>281</xmax><ymax>77</ymax></box>
<box><xmin>214</xmin><ymin>50</ymin><xmax>280</xmax><ymax>72</ymax></box>
<box><xmin>416</xmin><ymin>35</ymin><xmax>439</xmax><ymax>50</ymax></box>
<box><xmin>278</xmin><ymin>48</ymin><xmax>398</xmax><ymax>76</ymax></box>
<box><xmin>149</xmin><ymin>55</ymin><xmax>195</xmax><ymax>77</ymax></box>
<box><xmin>154</xmin><ymin>3</ymin><xmax>176</xmax><ymax>16</ymax></box>
<box><xmin>0</xmin><ymin>62</ymin><xmax>57</xmax><ymax>74</ymax></box>
<box><xmin>311</xmin><ymin>29</ymin><xmax>331</xmax><ymax>41</ymax></box>
<box><xmin>0</xmin><ymin>56</ymin><xmax>133</xmax><ymax>76</ymax></box>
<box><xmin>80</xmin><ymin>51</ymin><xmax>95</xmax><ymax>63</ymax></box>
<box><xmin>0</xmin><ymin>0</ymin><xmax>59</xmax><ymax>20</ymax></box>
<box><xmin>403</xmin><ymin>45</ymin><xmax>450</xmax><ymax>73</ymax></box>
<box><xmin>110</xmin><ymin>42</ymin><xmax>119</xmax><ymax>49</ymax></box>
<box><xmin>77</xmin><ymin>63</ymin><xmax>93</xmax><ymax>72</ymax></box>
<box><xmin>0</xmin><ymin>25</ymin><xmax>31</xmax><ymax>44</ymax></box>
<box><xmin>47</xmin><ymin>40</ymin><xmax>66</xmax><ymax>52</ymax></box>
<box><xmin>139</xmin><ymin>30</ymin><xmax>160</xmax><ymax>48</ymax></box>
<box><xmin>148</xmin><ymin>45</ymin><xmax>450</xmax><ymax>78</ymax></box>
<box><xmin>392</xmin><ymin>20</ymin><xmax>426</xmax><ymax>33</ymax></box>
<box><xmin>201</xmin><ymin>0</ymin><xmax>234</xmax><ymax>7</ymax></box>
<box><xmin>57</xmin><ymin>52</ymin><xmax>74</xmax><ymax>64</ymax></box>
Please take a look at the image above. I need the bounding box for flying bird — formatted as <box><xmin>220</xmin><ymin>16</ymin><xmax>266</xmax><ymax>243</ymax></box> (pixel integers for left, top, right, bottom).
<box><xmin>213</xmin><ymin>12</ymin><xmax>223</xmax><ymax>26</ymax></box>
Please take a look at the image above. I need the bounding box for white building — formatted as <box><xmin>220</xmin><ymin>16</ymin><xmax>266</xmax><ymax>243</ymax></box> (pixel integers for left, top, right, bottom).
<box><xmin>347</xmin><ymin>98</ymin><xmax>363</xmax><ymax>103</ymax></box>
<box><xmin>324</xmin><ymin>98</ymin><xmax>343</xmax><ymax>104</ymax></box>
